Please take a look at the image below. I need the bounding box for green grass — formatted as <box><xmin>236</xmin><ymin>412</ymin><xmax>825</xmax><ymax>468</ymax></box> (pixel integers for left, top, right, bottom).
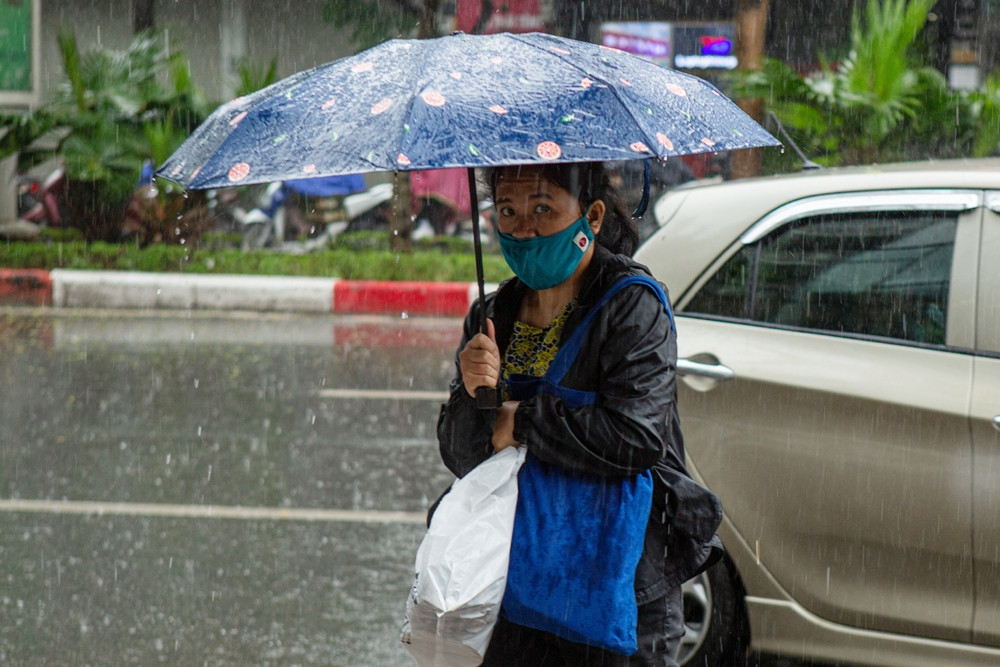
<box><xmin>1</xmin><ymin>233</ymin><xmax>513</xmax><ymax>283</ymax></box>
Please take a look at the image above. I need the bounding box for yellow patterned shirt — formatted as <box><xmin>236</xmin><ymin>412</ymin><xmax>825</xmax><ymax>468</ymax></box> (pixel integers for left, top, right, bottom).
<box><xmin>500</xmin><ymin>299</ymin><xmax>577</xmax><ymax>402</ymax></box>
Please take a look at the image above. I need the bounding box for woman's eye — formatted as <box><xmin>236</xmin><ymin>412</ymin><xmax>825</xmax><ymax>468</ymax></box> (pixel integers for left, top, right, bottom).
<box><xmin>499</xmin><ymin>206</ymin><xmax>515</xmax><ymax>217</ymax></box>
<box><xmin>533</xmin><ymin>204</ymin><xmax>550</xmax><ymax>214</ymax></box>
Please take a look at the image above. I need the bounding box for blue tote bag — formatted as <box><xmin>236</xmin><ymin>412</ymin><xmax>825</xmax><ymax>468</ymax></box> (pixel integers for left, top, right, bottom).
<box><xmin>502</xmin><ymin>276</ymin><xmax>673</xmax><ymax>655</ymax></box>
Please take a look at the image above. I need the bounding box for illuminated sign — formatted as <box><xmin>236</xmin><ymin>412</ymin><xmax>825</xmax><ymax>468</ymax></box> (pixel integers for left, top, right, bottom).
<box><xmin>700</xmin><ymin>36</ymin><xmax>733</xmax><ymax>56</ymax></box>
<box><xmin>673</xmin><ymin>24</ymin><xmax>738</xmax><ymax>70</ymax></box>
<box><xmin>599</xmin><ymin>22</ymin><xmax>671</xmax><ymax>66</ymax></box>
<box><xmin>597</xmin><ymin>22</ymin><xmax>738</xmax><ymax>71</ymax></box>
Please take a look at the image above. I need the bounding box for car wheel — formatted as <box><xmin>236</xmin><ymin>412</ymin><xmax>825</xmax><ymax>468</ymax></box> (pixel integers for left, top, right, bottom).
<box><xmin>676</xmin><ymin>558</ymin><xmax>749</xmax><ymax>667</ymax></box>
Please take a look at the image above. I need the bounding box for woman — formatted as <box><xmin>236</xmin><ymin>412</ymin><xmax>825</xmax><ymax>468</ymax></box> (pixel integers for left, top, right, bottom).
<box><xmin>436</xmin><ymin>161</ymin><xmax>721</xmax><ymax>666</ymax></box>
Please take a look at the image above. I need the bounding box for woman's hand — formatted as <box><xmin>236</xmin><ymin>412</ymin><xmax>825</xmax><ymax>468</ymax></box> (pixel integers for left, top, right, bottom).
<box><xmin>459</xmin><ymin>318</ymin><xmax>500</xmax><ymax>398</ymax></box>
<box><xmin>492</xmin><ymin>400</ymin><xmax>521</xmax><ymax>452</ymax></box>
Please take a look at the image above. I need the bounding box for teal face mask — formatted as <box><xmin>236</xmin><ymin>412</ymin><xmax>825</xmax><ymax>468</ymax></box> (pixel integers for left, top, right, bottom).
<box><xmin>498</xmin><ymin>212</ymin><xmax>595</xmax><ymax>290</ymax></box>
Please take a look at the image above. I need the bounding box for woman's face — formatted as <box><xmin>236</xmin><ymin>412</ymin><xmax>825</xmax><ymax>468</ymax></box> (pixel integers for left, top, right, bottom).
<box><xmin>493</xmin><ymin>168</ymin><xmax>595</xmax><ymax>238</ymax></box>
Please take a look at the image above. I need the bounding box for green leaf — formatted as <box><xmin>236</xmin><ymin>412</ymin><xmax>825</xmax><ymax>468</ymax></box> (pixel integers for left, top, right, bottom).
<box><xmin>57</xmin><ymin>31</ymin><xmax>87</xmax><ymax>112</ymax></box>
<box><xmin>320</xmin><ymin>0</ymin><xmax>421</xmax><ymax>49</ymax></box>
<box><xmin>236</xmin><ymin>55</ymin><xmax>280</xmax><ymax>97</ymax></box>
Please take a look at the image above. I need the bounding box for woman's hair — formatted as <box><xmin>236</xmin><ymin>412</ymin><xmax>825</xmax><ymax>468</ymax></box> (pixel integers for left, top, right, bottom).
<box><xmin>485</xmin><ymin>162</ymin><xmax>639</xmax><ymax>256</ymax></box>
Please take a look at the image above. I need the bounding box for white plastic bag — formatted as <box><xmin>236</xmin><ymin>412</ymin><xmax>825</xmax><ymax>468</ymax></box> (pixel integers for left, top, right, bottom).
<box><xmin>401</xmin><ymin>446</ymin><xmax>526</xmax><ymax>667</ymax></box>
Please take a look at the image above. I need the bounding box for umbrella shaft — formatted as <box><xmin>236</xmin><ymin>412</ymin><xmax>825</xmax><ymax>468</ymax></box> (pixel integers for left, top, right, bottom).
<box><xmin>469</xmin><ymin>166</ymin><xmax>498</xmax><ymax>410</ymax></box>
<box><xmin>468</xmin><ymin>167</ymin><xmax>487</xmax><ymax>334</ymax></box>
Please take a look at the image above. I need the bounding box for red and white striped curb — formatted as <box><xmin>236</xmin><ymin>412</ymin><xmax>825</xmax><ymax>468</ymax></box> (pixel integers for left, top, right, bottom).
<box><xmin>0</xmin><ymin>269</ymin><xmax>491</xmax><ymax>318</ymax></box>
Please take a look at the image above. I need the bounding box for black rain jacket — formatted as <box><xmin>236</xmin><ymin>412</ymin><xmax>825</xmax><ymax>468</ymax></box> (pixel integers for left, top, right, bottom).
<box><xmin>436</xmin><ymin>245</ymin><xmax>723</xmax><ymax>603</ymax></box>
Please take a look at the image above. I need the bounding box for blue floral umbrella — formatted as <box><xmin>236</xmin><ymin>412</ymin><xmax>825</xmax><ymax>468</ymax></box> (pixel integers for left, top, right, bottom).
<box><xmin>159</xmin><ymin>31</ymin><xmax>778</xmax><ymax>406</ymax></box>
<box><xmin>159</xmin><ymin>31</ymin><xmax>777</xmax><ymax>189</ymax></box>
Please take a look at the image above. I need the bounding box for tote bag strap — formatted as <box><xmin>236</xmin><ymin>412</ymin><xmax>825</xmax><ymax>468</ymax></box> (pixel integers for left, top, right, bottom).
<box><xmin>544</xmin><ymin>275</ymin><xmax>674</xmax><ymax>388</ymax></box>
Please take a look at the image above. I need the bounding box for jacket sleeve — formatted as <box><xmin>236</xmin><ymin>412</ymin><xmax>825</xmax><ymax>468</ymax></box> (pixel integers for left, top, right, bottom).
<box><xmin>436</xmin><ymin>298</ymin><xmax>496</xmax><ymax>478</ymax></box>
<box><xmin>512</xmin><ymin>283</ymin><xmax>677</xmax><ymax>477</ymax></box>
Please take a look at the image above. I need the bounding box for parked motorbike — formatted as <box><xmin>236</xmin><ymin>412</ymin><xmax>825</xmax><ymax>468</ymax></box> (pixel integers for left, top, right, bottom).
<box><xmin>17</xmin><ymin>163</ymin><xmax>67</xmax><ymax>228</ymax></box>
<box><xmin>208</xmin><ymin>177</ymin><xmax>394</xmax><ymax>252</ymax></box>
<box><xmin>408</xmin><ymin>169</ymin><xmax>496</xmax><ymax>244</ymax></box>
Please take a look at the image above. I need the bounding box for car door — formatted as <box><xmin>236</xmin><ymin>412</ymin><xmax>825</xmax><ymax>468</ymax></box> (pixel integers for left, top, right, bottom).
<box><xmin>972</xmin><ymin>193</ymin><xmax>1000</xmax><ymax>646</ymax></box>
<box><xmin>674</xmin><ymin>190</ymin><xmax>979</xmax><ymax>642</ymax></box>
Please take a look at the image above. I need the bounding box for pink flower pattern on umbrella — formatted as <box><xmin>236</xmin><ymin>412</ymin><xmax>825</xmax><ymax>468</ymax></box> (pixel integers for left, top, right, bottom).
<box><xmin>536</xmin><ymin>141</ymin><xmax>562</xmax><ymax>160</ymax></box>
<box><xmin>421</xmin><ymin>91</ymin><xmax>446</xmax><ymax>107</ymax></box>
<box><xmin>228</xmin><ymin>163</ymin><xmax>250</xmax><ymax>182</ymax></box>
<box><xmin>656</xmin><ymin>133</ymin><xmax>674</xmax><ymax>151</ymax></box>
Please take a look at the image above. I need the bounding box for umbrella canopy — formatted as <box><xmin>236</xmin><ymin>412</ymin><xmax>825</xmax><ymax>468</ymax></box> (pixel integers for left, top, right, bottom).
<box><xmin>158</xmin><ymin>31</ymin><xmax>779</xmax><ymax>408</ymax></box>
<box><xmin>157</xmin><ymin>31</ymin><xmax>778</xmax><ymax>190</ymax></box>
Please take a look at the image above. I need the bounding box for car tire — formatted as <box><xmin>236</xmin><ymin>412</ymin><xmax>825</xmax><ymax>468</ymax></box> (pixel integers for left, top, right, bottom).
<box><xmin>676</xmin><ymin>558</ymin><xmax>750</xmax><ymax>667</ymax></box>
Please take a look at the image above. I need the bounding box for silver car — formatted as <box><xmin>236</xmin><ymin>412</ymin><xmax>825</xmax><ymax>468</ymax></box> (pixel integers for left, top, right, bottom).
<box><xmin>633</xmin><ymin>160</ymin><xmax>1000</xmax><ymax>666</ymax></box>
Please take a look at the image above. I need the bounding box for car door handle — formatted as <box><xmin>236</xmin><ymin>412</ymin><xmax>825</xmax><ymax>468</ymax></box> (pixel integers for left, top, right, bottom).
<box><xmin>677</xmin><ymin>357</ymin><xmax>735</xmax><ymax>382</ymax></box>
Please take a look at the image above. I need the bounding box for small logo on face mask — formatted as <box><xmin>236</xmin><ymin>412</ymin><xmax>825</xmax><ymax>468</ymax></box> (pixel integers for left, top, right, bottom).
<box><xmin>573</xmin><ymin>230</ymin><xmax>590</xmax><ymax>252</ymax></box>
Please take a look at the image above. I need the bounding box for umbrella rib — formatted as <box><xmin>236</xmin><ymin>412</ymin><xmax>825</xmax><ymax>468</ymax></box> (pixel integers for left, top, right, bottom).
<box><xmin>392</xmin><ymin>42</ymin><xmax>439</xmax><ymax>171</ymax></box>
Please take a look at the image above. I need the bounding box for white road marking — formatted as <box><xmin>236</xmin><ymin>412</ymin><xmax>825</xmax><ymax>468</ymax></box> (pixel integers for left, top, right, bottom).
<box><xmin>317</xmin><ymin>388</ymin><xmax>449</xmax><ymax>401</ymax></box>
<box><xmin>0</xmin><ymin>499</ymin><xmax>425</xmax><ymax>524</ymax></box>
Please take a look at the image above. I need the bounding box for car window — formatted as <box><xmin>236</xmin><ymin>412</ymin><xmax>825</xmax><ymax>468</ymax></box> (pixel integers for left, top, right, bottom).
<box><xmin>686</xmin><ymin>210</ymin><xmax>959</xmax><ymax>345</ymax></box>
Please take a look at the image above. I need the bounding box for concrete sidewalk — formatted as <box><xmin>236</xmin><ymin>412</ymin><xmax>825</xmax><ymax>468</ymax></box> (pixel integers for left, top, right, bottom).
<box><xmin>0</xmin><ymin>269</ymin><xmax>491</xmax><ymax>318</ymax></box>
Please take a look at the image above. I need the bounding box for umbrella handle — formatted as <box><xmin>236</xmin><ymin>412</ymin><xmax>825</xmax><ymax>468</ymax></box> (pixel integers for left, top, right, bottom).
<box><xmin>468</xmin><ymin>166</ymin><xmax>499</xmax><ymax>410</ymax></box>
<box><xmin>631</xmin><ymin>159</ymin><xmax>651</xmax><ymax>219</ymax></box>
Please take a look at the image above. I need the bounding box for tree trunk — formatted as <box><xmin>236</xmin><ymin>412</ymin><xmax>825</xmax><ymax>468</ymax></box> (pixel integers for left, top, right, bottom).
<box><xmin>0</xmin><ymin>154</ymin><xmax>17</xmax><ymax>224</ymax></box>
<box><xmin>390</xmin><ymin>172</ymin><xmax>413</xmax><ymax>254</ymax></box>
<box><xmin>133</xmin><ymin>0</ymin><xmax>155</xmax><ymax>32</ymax></box>
<box><xmin>418</xmin><ymin>0</ymin><xmax>441</xmax><ymax>39</ymax></box>
<box><xmin>931</xmin><ymin>0</ymin><xmax>955</xmax><ymax>75</ymax></box>
<box><xmin>550</xmin><ymin>0</ymin><xmax>590</xmax><ymax>40</ymax></box>
<box><xmin>730</xmin><ymin>0</ymin><xmax>770</xmax><ymax>180</ymax></box>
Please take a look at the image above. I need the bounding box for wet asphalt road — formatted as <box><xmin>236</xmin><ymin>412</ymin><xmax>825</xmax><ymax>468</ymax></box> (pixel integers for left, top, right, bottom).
<box><xmin>0</xmin><ymin>309</ymin><xmax>461</xmax><ymax>666</ymax></box>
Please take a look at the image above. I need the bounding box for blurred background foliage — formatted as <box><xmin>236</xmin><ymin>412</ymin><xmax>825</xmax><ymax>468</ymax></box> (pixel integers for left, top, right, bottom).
<box><xmin>17</xmin><ymin>30</ymin><xmax>217</xmax><ymax>241</ymax></box>
<box><xmin>733</xmin><ymin>0</ymin><xmax>1000</xmax><ymax>170</ymax></box>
